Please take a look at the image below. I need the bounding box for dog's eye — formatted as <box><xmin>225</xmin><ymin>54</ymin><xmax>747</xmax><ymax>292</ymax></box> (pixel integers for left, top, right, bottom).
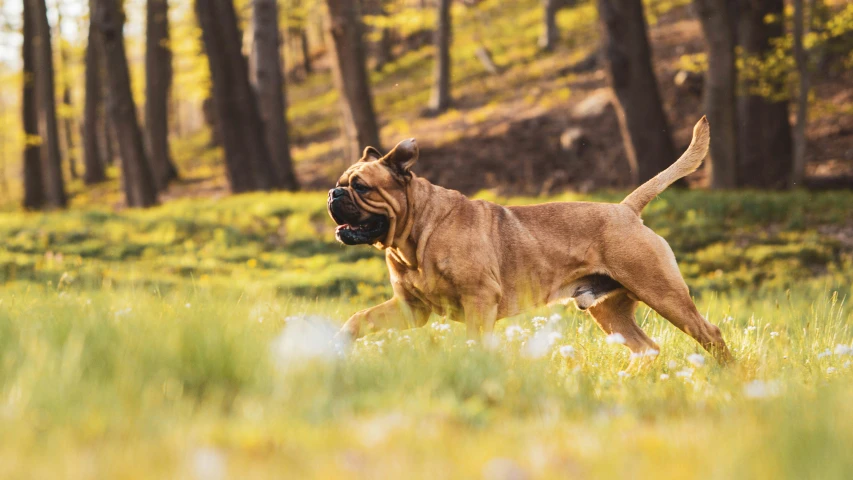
<box><xmin>352</xmin><ymin>181</ymin><xmax>370</xmax><ymax>193</ymax></box>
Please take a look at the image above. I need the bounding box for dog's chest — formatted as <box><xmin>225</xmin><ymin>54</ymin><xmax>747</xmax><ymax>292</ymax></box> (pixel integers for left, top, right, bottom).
<box><xmin>393</xmin><ymin>266</ymin><xmax>460</xmax><ymax>315</ymax></box>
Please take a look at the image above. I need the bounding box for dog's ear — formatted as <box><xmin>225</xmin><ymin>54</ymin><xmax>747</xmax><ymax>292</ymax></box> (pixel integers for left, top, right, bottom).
<box><xmin>359</xmin><ymin>146</ymin><xmax>383</xmax><ymax>163</ymax></box>
<box><xmin>382</xmin><ymin>138</ymin><xmax>418</xmax><ymax>177</ymax></box>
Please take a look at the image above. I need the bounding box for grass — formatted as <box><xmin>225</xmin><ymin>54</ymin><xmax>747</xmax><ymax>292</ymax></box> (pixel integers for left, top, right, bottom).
<box><xmin>0</xmin><ymin>189</ymin><xmax>852</xmax><ymax>478</ymax></box>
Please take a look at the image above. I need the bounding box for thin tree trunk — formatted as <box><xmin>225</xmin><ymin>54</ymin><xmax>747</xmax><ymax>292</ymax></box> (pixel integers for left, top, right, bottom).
<box><xmin>325</xmin><ymin>0</ymin><xmax>381</xmax><ymax>158</ymax></box>
<box><xmin>791</xmin><ymin>0</ymin><xmax>809</xmax><ymax>186</ymax></box>
<box><xmin>694</xmin><ymin>0</ymin><xmax>738</xmax><ymax>188</ymax></box>
<box><xmin>540</xmin><ymin>0</ymin><xmax>559</xmax><ymax>51</ymax></box>
<box><xmin>597</xmin><ymin>0</ymin><xmax>675</xmax><ymax>184</ymax></box>
<box><xmin>95</xmin><ymin>0</ymin><xmax>159</xmax><ymax>207</ymax></box>
<box><xmin>195</xmin><ymin>0</ymin><xmax>280</xmax><ymax>192</ymax></box>
<box><xmin>22</xmin><ymin>1</ymin><xmax>45</xmax><ymax>209</ymax></box>
<box><xmin>54</xmin><ymin>6</ymin><xmax>79</xmax><ymax>180</ymax></box>
<box><xmin>737</xmin><ymin>0</ymin><xmax>793</xmax><ymax>189</ymax></box>
<box><xmin>27</xmin><ymin>0</ymin><xmax>67</xmax><ymax>208</ymax></box>
<box><xmin>300</xmin><ymin>28</ymin><xmax>312</xmax><ymax>75</ymax></box>
<box><xmin>427</xmin><ymin>0</ymin><xmax>452</xmax><ymax>113</ymax></box>
<box><xmin>146</xmin><ymin>0</ymin><xmax>179</xmax><ymax>191</ymax></box>
<box><xmin>253</xmin><ymin>0</ymin><xmax>299</xmax><ymax>190</ymax></box>
<box><xmin>83</xmin><ymin>0</ymin><xmax>106</xmax><ymax>184</ymax></box>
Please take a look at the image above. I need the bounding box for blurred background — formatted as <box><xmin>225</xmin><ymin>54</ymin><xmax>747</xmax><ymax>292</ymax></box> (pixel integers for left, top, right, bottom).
<box><xmin>0</xmin><ymin>0</ymin><xmax>851</xmax><ymax>211</ymax></box>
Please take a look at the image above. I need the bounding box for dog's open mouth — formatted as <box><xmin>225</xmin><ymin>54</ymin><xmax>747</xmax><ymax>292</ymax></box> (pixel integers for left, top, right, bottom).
<box><xmin>335</xmin><ymin>215</ymin><xmax>389</xmax><ymax>245</ymax></box>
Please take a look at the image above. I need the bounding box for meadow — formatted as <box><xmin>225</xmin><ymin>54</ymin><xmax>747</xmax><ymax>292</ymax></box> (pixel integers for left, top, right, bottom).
<box><xmin>1</xmin><ymin>189</ymin><xmax>852</xmax><ymax>478</ymax></box>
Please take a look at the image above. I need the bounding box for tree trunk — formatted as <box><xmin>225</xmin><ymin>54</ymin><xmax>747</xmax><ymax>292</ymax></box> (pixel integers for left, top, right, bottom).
<box><xmin>427</xmin><ymin>0</ymin><xmax>452</xmax><ymax>113</ymax></box>
<box><xmin>366</xmin><ymin>0</ymin><xmax>393</xmax><ymax>72</ymax></box>
<box><xmin>195</xmin><ymin>0</ymin><xmax>280</xmax><ymax>193</ymax></box>
<box><xmin>694</xmin><ymin>0</ymin><xmax>738</xmax><ymax>188</ymax></box>
<box><xmin>325</xmin><ymin>0</ymin><xmax>381</xmax><ymax>159</ymax></box>
<box><xmin>540</xmin><ymin>0</ymin><xmax>559</xmax><ymax>51</ymax></box>
<box><xmin>95</xmin><ymin>0</ymin><xmax>159</xmax><ymax>207</ymax></box>
<box><xmin>22</xmin><ymin>1</ymin><xmax>45</xmax><ymax>209</ymax></box>
<box><xmin>83</xmin><ymin>0</ymin><xmax>106</xmax><ymax>184</ymax></box>
<box><xmin>736</xmin><ymin>0</ymin><xmax>793</xmax><ymax>189</ymax></box>
<box><xmin>300</xmin><ymin>28</ymin><xmax>312</xmax><ymax>75</ymax></box>
<box><xmin>54</xmin><ymin>5</ymin><xmax>79</xmax><ymax>180</ymax></box>
<box><xmin>26</xmin><ymin>0</ymin><xmax>67</xmax><ymax>208</ymax></box>
<box><xmin>597</xmin><ymin>0</ymin><xmax>676</xmax><ymax>185</ymax></box>
<box><xmin>253</xmin><ymin>0</ymin><xmax>299</xmax><ymax>190</ymax></box>
<box><xmin>146</xmin><ymin>0</ymin><xmax>179</xmax><ymax>191</ymax></box>
<box><xmin>791</xmin><ymin>0</ymin><xmax>809</xmax><ymax>186</ymax></box>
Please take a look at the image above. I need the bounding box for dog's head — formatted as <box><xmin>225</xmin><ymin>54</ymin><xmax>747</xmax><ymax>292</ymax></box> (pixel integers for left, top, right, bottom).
<box><xmin>327</xmin><ymin>139</ymin><xmax>419</xmax><ymax>246</ymax></box>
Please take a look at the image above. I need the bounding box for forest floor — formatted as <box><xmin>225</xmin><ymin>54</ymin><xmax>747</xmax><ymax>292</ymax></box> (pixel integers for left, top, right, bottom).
<box><xmin>1</xmin><ymin>189</ymin><xmax>852</xmax><ymax>478</ymax></box>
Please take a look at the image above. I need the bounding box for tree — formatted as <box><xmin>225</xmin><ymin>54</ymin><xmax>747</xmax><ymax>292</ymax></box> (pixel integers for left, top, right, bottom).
<box><xmin>54</xmin><ymin>4</ymin><xmax>79</xmax><ymax>180</ymax></box>
<box><xmin>597</xmin><ymin>0</ymin><xmax>676</xmax><ymax>184</ymax></box>
<box><xmin>540</xmin><ymin>0</ymin><xmax>560</xmax><ymax>51</ymax></box>
<box><xmin>22</xmin><ymin>0</ymin><xmax>45</xmax><ymax>209</ymax></box>
<box><xmin>83</xmin><ymin>0</ymin><xmax>106</xmax><ymax>184</ymax></box>
<box><xmin>196</xmin><ymin>0</ymin><xmax>281</xmax><ymax>192</ymax></box>
<box><xmin>325</xmin><ymin>0</ymin><xmax>381</xmax><ymax>159</ymax></box>
<box><xmin>26</xmin><ymin>0</ymin><xmax>67</xmax><ymax>208</ymax></box>
<box><xmin>253</xmin><ymin>0</ymin><xmax>299</xmax><ymax>190</ymax></box>
<box><xmin>694</xmin><ymin>0</ymin><xmax>738</xmax><ymax>188</ymax></box>
<box><xmin>737</xmin><ymin>0</ymin><xmax>792</xmax><ymax>188</ymax></box>
<box><xmin>146</xmin><ymin>0</ymin><xmax>179</xmax><ymax>190</ymax></box>
<box><xmin>427</xmin><ymin>0</ymin><xmax>452</xmax><ymax>113</ymax></box>
<box><xmin>791</xmin><ymin>0</ymin><xmax>809</xmax><ymax>186</ymax></box>
<box><xmin>95</xmin><ymin>0</ymin><xmax>159</xmax><ymax>207</ymax></box>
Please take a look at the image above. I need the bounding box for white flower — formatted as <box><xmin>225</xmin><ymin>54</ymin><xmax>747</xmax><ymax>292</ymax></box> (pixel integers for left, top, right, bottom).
<box><xmin>827</xmin><ymin>367</ymin><xmax>837</xmax><ymax>374</ymax></box>
<box><xmin>373</xmin><ymin>340</ymin><xmax>385</xmax><ymax>349</ymax></box>
<box><xmin>185</xmin><ymin>303</ymin><xmax>192</xmax><ymax>308</ymax></box>
<box><xmin>605</xmin><ymin>333</ymin><xmax>626</xmax><ymax>345</ymax></box>
<box><xmin>645</xmin><ymin>349</ymin><xmax>660</xmax><ymax>357</ymax></box>
<box><xmin>667</xmin><ymin>360</ymin><xmax>678</xmax><ymax>369</ymax></box>
<box><xmin>687</xmin><ymin>353</ymin><xmax>705</xmax><ymax>367</ymax></box>
<box><xmin>744</xmin><ymin>325</ymin><xmax>757</xmax><ymax>334</ymax></box>
<box><xmin>676</xmin><ymin>368</ymin><xmax>693</xmax><ymax>378</ymax></box>
<box><xmin>270</xmin><ymin>315</ymin><xmax>346</xmax><ymax>371</ymax></box>
<box><xmin>817</xmin><ymin>349</ymin><xmax>832</xmax><ymax>359</ymax></box>
<box><xmin>844</xmin><ymin>361</ymin><xmax>851</xmax><ymax>369</ymax></box>
<box><xmin>505</xmin><ymin>325</ymin><xmax>524</xmax><ymax>340</ymax></box>
<box><xmin>833</xmin><ymin>344</ymin><xmax>852</xmax><ymax>356</ymax></box>
<box><xmin>523</xmin><ymin>329</ymin><xmax>553</xmax><ymax>359</ymax></box>
<box><xmin>743</xmin><ymin>380</ymin><xmax>781</xmax><ymax>399</ymax></box>
<box><xmin>558</xmin><ymin>345</ymin><xmax>576</xmax><ymax>358</ymax></box>
<box><xmin>547</xmin><ymin>331</ymin><xmax>563</xmax><ymax>345</ymax></box>
<box><xmin>432</xmin><ymin>323</ymin><xmax>451</xmax><ymax>333</ymax></box>
<box><xmin>531</xmin><ymin>316</ymin><xmax>547</xmax><ymax>329</ymax></box>
<box><xmin>577</xmin><ymin>326</ymin><xmax>584</xmax><ymax>334</ymax></box>
<box><xmin>549</xmin><ymin>313</ymin><xmax>562</xmax><ymax>323</ymax></box>
<box><xmin>401</xmin><ymin>335</ymin><xmax>411</xmax><ymax>342</ymax></box>
<box><xmin>659</xmin><ymin>373</ymin><xmax>670</xmax><ymax>380</ymax></box>
<box><xmin>617</xmin><ymin>371</ymin><xmax>629</xmax><ymax>378</ymax></box>
<box><xmin>770</xmin><ymin>331</ymin><xmax>779</xmax><ymax>338</ymax></box>
<box><xmin>466</xmin><ymin>339</ymin><xmax>477</xmax><ymax>347</ymax></box>
<box><xmin>190</xmin><ymin>447</ymin><xmax>226</xmax><ymax>480</ymax></box>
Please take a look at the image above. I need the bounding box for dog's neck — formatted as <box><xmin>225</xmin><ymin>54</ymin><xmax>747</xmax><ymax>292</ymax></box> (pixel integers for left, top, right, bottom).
<box><xmin>380</xmin><ymin>176</ymin><xmax>465</xmax><ymax>270</ymax></box>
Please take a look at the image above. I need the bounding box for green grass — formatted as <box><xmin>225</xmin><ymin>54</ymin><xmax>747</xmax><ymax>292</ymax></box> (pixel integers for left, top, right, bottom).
<box><xmin>0</xmin><ymin>189</ymin><xmax>852</xmax><ymax>478</ymax></box>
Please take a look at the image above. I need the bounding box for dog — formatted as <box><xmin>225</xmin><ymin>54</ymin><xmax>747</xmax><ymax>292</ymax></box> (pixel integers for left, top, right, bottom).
<box><xmin>328</xmin><ymin>117</ymin><xmax>732</xmax><ymax>364</ymax></box>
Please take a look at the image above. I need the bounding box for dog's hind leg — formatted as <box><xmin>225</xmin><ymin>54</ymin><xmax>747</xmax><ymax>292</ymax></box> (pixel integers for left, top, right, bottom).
<box><xmin>588</xmin><ymin>291</ymin><xmax>660</xmax><ymax>359</ymax></box>
<box><xmin>606</xmin><ymin>229</ymin><xmax>733</xmax><ymax>364</ymax></box>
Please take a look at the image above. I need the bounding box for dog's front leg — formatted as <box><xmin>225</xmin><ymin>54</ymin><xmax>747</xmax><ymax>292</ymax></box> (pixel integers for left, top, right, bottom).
<box><xmin>461</xmin><ymin>295</ymin><xmax>499</xmax><ymax>342</ymax></box>
<box><xmin>338</xmin><ymin>296</ymin><xmax>429</xmax><ymax>341</ymax></box>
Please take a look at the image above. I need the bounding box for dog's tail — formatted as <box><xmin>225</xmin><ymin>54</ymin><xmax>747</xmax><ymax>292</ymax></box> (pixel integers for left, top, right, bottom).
<box><xmin>621</xmin><ymin>116</ymin><xmax>710</xmax><ymax>216</ymax></box>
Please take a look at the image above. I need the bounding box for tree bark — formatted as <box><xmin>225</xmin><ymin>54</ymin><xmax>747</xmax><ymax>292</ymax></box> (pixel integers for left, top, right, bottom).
<box><xmin>300</xmin><ymin>28</ymin><xmax>312</xmax><ymax>75</ymax></box>
<box><xmin>54</xmin><ymin>6</ymin><xmax>79</xmax><ymax>181</ymax></box>
<box><xmin>427</xmin><ymin>0</ymin><xmax>452</xmax><ymax>113</ymax></box>
<box><xmin>253</xmin><ymin>0</ymin><xmax>299</xmax><ymax>190</ymax></box>
<box><xmin>597</xmin><ymin>0</ymin><xmax>676</xmax><ymax>184</ymax></box>
<box><xmin>540</xmin><ymin>0</ymin><xmax>559</xmax><ymax>51</ymax></box>
<box><xmin>83</xmin><ymin>0</ymin><xmax>106</xmax><ymax>184</ymax></box>
<box><xmin>146</xmin><ymin>0</ymin><xmax>179</xmax><ymax>191</ymax></box>
<box><xmin>694</xmin><ymin>0</ymin><xmax>738</xmax><ymax>188</ymax></box>
<box><xmin>325</xmin><ymin>0</ymin><xmax>381</xmax><ymax>159</ymax></box>
<box><xmin>26</xmin><ymin>0</ymin><xmax>67</xmax><ymax>208</ymax></box>
<box><xmin>95</xmin><ymin>0</ymin><xmax>159</xmax><ymax>207</ymax></box>
<box><xmin>736</xmin><ymin>0</ymin><xmax>793</xmax><ymax>189</ymax></box>
<box><xmin>196</xmin><ymin>0</ymin><xmax>281</xmax><ymax>192</ymax></box>
<box><xmin>791</xmin><ymin>0</ymin><xmax>809</xmax><ymax>186</ymax></box>
<box><xmin>22</xmin><ymin>0</ymin><xmax>45</xmax><ymax>209</ymax></box>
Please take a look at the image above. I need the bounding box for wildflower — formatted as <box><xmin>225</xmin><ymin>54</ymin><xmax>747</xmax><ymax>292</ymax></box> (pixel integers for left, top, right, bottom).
<box><xmin>687</xmin><ymin>353</ymin><xmax>705</xmax><ymax>367</ymax></box>
<box><xmin>466</xmin><ymin>339</ymin><xmax>477</xmax><ymax>347</ymax></box>
<box><xmin>558</xmin><ymin>345</ymin><xmax>576</xmax><ymax>358</ymax></box>
<box><xmin>644</xmin><ymin>349</ymin><xmax>660</xmax><ymax>357</ymax></box>
<box><xmin>744</xmin><ymin>325</ymin><xmax>757</xmax><ymax>334</ymax></box>
<box><xmin>531</xmin><ymin>316</ymin><xmax>547</xmax><ymax>329</ymax></box>
<box><xmin>432</xmin><ymin>323</ymin><xmax>451</xmax><ymax>333</ymax></box>
<box><xmin>270</xmin><ymin>315</ymin><xmax>345</xmax><ymax>371</ymax></box>
<box><xmin>617</xmin><ymin>371</ymin><xmax>629</xmax><ymax>378</ymax></box>
<box><xmin>827</xmin><ymin>367</ymin><xmax>837</xmax><ymax>374</ymax></box>
<box><xmin>547</xmin><ymin>331</ymin><xmax>563</xmax><ymax>345</ymax></box>
<box><xmin>667</xmin><ymin>360</ymin><xmax>678</xmax><ymax>369</ymax></box>
<box><xmin>676</xmin><ymin>368</ymin><xmax>693</xmax><ymax>378</ymax></box>
<box><xmin>817</xmin><ymin>349</ymin><xmax>832</xmax><ymax>359</ymax></box>
<box><xmin>605</xmin><ymin>333</ymin><xmax>626</xmax><ymax>345</ymax></box>
<box><xmin>549</xmin><ymin>313</ymin><xmax>562</xmax><ymax>323</ymax></box>
<box><xmin>743</xmin><ymin>380</ymin><xmax>781</xmax><ymax>399</ymax></box>
<box><xmin>185</xmin><ymin>303</ymin><xmax>192</xmax><ymax>308</ymax></box>
<box><xmin>770</xmin><ymin>331</ymin><xmax>779</xmax><ymax>338</ymax></box>
<box><xmin>833</xmin><ymin>344</ymin><xmax>852</xmax><ymax>356</ymax></box>
<box><xmin>505</xmin><ymin>325</ymin><xmax>524</xmax><ymax>340</ymax></box>
<box><xmin>660</xmin><ymin>373</ymin><xmax>670</xmax><ymax>380</ymax></box>
<box><xmin>191</xmin><ymin>447</ymin><xmax>226</xmax><ymax>480</ymax></box>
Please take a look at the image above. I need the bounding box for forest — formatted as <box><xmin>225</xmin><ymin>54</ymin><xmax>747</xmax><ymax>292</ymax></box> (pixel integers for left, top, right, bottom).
<box><xmin>0</xmin><ymin>0</ymin><xmax>852</xmax><ymax>478</ymax></box>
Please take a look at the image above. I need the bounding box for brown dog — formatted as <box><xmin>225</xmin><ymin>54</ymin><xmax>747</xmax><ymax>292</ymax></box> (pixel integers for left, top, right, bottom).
<box><xmin>328</xmin><ymin>117</ymin><xmax>732</xmax><ymax>364</ymax></box>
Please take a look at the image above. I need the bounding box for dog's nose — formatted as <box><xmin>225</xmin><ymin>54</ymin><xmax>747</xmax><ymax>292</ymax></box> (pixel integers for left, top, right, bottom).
<box><xmin>330</xmin><ymin>188</ymin><xmax>347</xmax><ymax>199</ymax></box>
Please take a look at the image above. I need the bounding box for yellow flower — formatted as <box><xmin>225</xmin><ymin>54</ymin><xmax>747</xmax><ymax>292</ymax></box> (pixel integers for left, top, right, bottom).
<box><xmin>247</xmin><ymin>259</ymin><xmax>258</xmax><ymax>268</ymax></box>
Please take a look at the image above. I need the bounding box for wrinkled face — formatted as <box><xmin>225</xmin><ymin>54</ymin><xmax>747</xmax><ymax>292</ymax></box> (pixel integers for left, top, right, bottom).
<box><xmin>327</xmin><ymin>139</ymin><xmax>419</xmax><ymax>246</ymax></box>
